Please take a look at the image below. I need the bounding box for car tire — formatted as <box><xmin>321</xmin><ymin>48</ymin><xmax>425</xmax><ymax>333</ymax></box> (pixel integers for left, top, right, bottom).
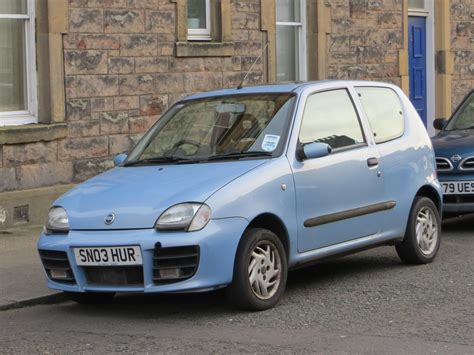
<box><xmin>226</xmin><ymin>228</ymin><xmax>287</xmax><ymax>311</ymax></box>
<box><xmin>396</xmin><ymin>197</ymin><xmax>441</xmax><ymax>264</ymax></box>
<box><xmin>65</xmin><ymin>292</ymin><xmax>115</xmax><ymax>304</ymax></box>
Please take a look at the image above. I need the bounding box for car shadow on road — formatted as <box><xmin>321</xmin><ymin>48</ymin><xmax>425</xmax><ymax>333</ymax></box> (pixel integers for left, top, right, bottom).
<box><xmin>62</xmin><ymin>289</ymin><xmax>232</xmax><ymax>319</ymax></box>
<box><xmin>442</xmin><ymin>213</ymin><xmax>474</xmax><ymax>233</ymax></box>
<box><xmin>60</xmin><ymin>251</ymin><xmax>405</xmax><ymax>319</ymax></box>
<box><xmin>286</xmin><ymin>252</ymin><xmax>401</xmax><ymax>288</ymax></box>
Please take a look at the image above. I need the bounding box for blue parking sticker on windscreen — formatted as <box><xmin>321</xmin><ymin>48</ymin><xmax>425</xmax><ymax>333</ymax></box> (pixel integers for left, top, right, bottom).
<box><xmin>262</xmin><ymin>134</ymin><xmax>280</xmax><ymax>152</ymax></box>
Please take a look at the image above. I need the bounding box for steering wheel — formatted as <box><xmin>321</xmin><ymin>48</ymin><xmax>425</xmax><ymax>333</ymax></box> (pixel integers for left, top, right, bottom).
<box><xmin>171</xmin><ymin>139</ymin><xmax>201</xmax><ymax>150</ymax></box>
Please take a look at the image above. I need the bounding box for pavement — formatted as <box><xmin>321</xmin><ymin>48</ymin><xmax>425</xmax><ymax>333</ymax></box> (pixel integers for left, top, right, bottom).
<box><xmin>0</xmin><ymin>225</ymin><xmax>64</xmax><ymax>310</ymax></box>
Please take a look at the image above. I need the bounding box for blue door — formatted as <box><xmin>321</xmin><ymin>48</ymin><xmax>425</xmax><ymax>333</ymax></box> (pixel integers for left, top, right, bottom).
<box><xmin>408</xmin><ymin>16</ymin><xmax>427</xmax><ymax>126</ymax></box>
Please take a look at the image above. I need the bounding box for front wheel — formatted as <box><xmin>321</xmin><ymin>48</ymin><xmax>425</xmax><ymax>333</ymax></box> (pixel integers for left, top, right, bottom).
<box><xmin>65</xmin><ymin>292</ymin><xmax>115</xmax><ymax>304</ymax></box>
<box><xmin>227</xmin><ymin>228</ymin><xmax>288</xmax><ymax>311</ymax></box>
<box><xmin>396</xmin><ymin>197</ymin><xmax>441</xmax><ymax>264</ymax></box>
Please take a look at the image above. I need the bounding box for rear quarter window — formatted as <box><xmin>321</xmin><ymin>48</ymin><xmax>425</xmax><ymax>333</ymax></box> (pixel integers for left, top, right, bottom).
<box><xmin>356</xmin><ymin>87</ymin><xmax>405</xmax><ymax>144</ymax></box>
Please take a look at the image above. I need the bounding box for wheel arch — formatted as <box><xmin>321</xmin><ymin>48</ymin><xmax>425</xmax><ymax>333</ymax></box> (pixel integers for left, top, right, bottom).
<box><xmin>246</xmin><ymin>213</ymin><xmax>290</xmax><ymax>258</ymax></box>
<box><xmin>415</xmin><ymin>184</ymin><xmax>442</xmax><ymax>212</ymax></box>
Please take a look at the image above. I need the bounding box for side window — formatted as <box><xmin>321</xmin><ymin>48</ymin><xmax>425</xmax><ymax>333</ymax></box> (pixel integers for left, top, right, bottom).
<box><xmin>299</xmin><ymin>89</ymin><xmax>365</xmax><ymax>150</ymax></box>
<box><xmin>356</xmin><ymin>87</ymin><xmax>404</xmax><ymax>144</ymax></box>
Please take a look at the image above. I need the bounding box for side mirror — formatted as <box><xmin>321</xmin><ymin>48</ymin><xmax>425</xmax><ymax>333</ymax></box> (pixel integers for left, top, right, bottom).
<box><xmin>113</xmin><ymin>153</ymin><xmax>128</xmax><ymax>166</ymax></box>
<box><xmin>297</xmin><ymin>142</ymin><xmax>332</xmax><ymax>161</ymax></box>
<box><xmin>433</xmin><ymin>118</ymin><xmax>447</xmax><ymax>130</ymax></box>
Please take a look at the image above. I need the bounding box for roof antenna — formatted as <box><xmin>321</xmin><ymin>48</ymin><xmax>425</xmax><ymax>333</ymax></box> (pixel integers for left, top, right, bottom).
<box><xmin>237</xmin><ymin>41</ymin><xmax>269</xmax><ymax>90</ymax></box>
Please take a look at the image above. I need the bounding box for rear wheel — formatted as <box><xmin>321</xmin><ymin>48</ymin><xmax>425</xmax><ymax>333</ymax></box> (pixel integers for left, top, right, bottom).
<box><xmin>396</xmin><ymin>197</ymin><xmax>441</xmax><ymax>264</ymax></box>
<box><xmin>65</xmin><ymin>292</ymin><xmax>115</xmax><ymax>304</ymax></box>
<box><xmin>227</xmin><ymin>228</ymin><xmax>287</xmax><ymax>311</ymax></box>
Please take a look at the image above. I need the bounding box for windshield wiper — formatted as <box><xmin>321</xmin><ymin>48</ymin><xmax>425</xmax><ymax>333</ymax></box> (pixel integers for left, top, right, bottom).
<box><xmin>125</xmin><ymin>151</ymin><xmax>273</xmax><ymax>166</ymax></box>
<box><xmin>207</xmin><ymin>151</ymin><xmax>273</xmax><ymax>161</ymax></box>
<box><xmin>123</xmin><ymin>156</ymin><xmax>194</xmax><ymax>167</ymax></box>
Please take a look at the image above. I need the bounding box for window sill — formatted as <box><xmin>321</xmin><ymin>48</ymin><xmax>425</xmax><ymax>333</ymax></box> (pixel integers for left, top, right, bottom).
<box><xmin>0</xmin><ymin>123</ymin><xmax>68</xmax><ymax>145</ymax></box>
<box><xmin>176</xmin><ymin>42</ymin><xmax>234</xmax><ymax>57</ymax></box>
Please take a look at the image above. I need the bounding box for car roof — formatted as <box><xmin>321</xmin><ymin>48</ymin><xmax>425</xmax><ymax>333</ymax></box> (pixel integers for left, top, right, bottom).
<box><xmin>181</xmin><ymin>80</ymin><xmax>400</xmax><ymax>101</ymax></box>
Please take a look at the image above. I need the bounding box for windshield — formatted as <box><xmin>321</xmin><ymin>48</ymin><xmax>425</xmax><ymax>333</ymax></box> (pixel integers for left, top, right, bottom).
<box><xmin>125</xmin><ymin>93</ymin><xmax>296</xmax><ymax>165</ymax></box>
<box><xmin>445</xmin><ymin>92</ymin><xmax>474</xmax><ymax>131</ymax></box>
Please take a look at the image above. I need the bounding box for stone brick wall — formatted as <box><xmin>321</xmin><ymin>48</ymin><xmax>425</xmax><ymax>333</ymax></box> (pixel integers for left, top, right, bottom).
<box><xmin>1</xmin><ymin>141</ymin><xmax>73</xmax><ymax>191</ymax></box>
<box><xmin>0</xmin><ymin>0</ymin><xmax>266</xmax><ymax>193</ymax></box>
<box><xmin>326</xmin><ymin>0</ymin><xmax>403</xmax><ymax>87</ymax></box>
<box><xmin>450</xmin><ymin>0</ymin><xmax>474</xmax><ymax>109</ymax></box>
<box><xmin>1</xmin><ymin>0</ymin><xmax>473</xmax><ymax>196</ymax></box>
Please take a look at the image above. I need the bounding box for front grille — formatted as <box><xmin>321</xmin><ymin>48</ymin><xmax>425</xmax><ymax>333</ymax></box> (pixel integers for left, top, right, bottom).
<box><xmin>39</xmin><ymin>250</ymin><xmax>76</xmax><ymax>284</ymax></box>
<box><xmin>444</xmin><ymin>195</ymin><xmax>474</xmax><ymax>204</ymax></box>
<box><xmin>153</xmin><ymin>244</ymin><xmax>199</xmax><ymax>285</ymax></box>
<box><xmin>436</xmin><ymin>157</ymin><xmax>453</xmax><ymax>171</ymax></box>
<box><xmin>460</xmin><ymin>157</ymin><xmax>474</xmax><ymax>171</ymax></box>
<box><xmin>84</xmin><ymin>266</ymin><xmax>144</xmax><ymax>286</ymax></box>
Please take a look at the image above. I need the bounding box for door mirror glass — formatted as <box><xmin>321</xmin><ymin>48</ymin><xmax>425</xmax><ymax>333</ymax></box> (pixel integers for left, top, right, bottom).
<box><xmin>298</xmin><ymin>142</ymin><xmax>332</xmax><ymax>160</ymax></box>
<box><xmin>114</xmin><ymin>153</ymin><xmax>127</xmax><ymax>166</ymax></box>
<box><xmin>433</xmin><ymin>118</ymin><xmax>447</xmax><ymax>131</ymax></box>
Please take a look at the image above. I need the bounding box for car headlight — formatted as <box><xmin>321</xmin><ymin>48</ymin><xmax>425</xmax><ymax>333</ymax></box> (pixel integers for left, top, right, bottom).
<box><xmin>155</xmin><ymin>203</ymin><xmax>211</xmax><ymax>232</ymax></box>
<box><xmin>45</xmin><ymin>207</ymin><xmax>69</xmax><ymax>234</ymax></box>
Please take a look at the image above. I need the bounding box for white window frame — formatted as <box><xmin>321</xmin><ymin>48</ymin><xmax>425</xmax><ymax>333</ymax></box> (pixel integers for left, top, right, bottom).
<box><xmin>187</xmin><ymin>0</ymin><xmax>211</xmax><ymax>41</ymax></box>
<box><xmin>276</xmin><ymin>0</ymin><xmax>307</xmax><ymax>82</ymax></box>
<box><xmin>0</xmin><ymin>0</ymin><xmax>37</xmax><ymax>126</ymax></box>
<box><xmin>408</xmin><ymin>0</ymin><xmax>435</xmax><ymax>136</ymax></box>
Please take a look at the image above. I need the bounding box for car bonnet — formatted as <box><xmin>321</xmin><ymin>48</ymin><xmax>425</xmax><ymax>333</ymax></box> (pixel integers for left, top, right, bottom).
<box><xmin>55</xmin><ymin>160</ymin><xmax>266</xmax><ymax>230</ymax></box>
<box><xmin>432</xmin><ymin>130</ymin><xmax>474</xmax><ymax>158</ymax></box>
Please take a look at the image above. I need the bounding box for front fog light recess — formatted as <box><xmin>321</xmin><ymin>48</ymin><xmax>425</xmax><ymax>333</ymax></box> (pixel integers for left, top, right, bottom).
<box><xmin>155</xmin><ymin>203</ymin><xmax>211</xmax><ymax>231</ymax></box>
<box><xmin>45</xmin><ymin>207</ymin><xmax>69</xmax><ymax>234</ymax></box>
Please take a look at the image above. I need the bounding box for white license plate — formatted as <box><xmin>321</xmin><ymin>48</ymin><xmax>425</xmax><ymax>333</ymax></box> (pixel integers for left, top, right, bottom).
<box><xmin>74</xmin><ymin>246</ymin><xmax>142</xmax><ymax>266</ymax></box>
<box><xmin>442</xmin><ymin>181</ymin><xmax>474</xmax><ymax>195</ymax></box>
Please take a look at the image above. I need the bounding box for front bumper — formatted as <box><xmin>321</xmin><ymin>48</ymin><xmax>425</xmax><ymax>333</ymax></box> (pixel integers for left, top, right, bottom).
<box><xmin>37</xmin><ymin>218</ymin><xmax>247</xmax><ymax>293</ymax></box>
<box><xmin>443</xmin><ymin>201</ymin><xmax>474</xmax><ymax>213</ymax></box>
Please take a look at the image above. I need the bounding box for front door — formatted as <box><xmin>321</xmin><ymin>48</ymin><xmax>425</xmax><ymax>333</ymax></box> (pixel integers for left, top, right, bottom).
<box><xmin>291</xmin><ymin>88</ymin><xmax>384</xmax><ymax>253</ymax></box>
<box><xmin>408</xmin><ymin>16</ymin><xmax>427</xmax><ymax>126</ymax></box>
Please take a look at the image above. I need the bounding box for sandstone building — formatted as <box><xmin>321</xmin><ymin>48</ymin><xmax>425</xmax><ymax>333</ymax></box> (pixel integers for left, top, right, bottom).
<box><xmin>0</xmin><ymin>0</ymin><xmax>472</xmax><ymax>228</ymax></box>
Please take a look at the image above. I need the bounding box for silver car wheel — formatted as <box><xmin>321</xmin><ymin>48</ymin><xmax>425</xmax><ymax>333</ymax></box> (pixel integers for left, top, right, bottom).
<box><xmin>415</xmin><ymin>206</ymin><xmax>438</xmax><ymax>256</ymax></box>
<box><xmin>248</xmin><ymin>240</ymin><xmax>282</xmax><ymax>300</ymax></box>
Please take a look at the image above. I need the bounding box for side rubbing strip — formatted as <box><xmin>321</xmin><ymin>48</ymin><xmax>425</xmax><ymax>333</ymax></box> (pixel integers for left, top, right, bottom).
<box><xmin>304</xmin><ymin>201</ymin><xmax>397</xmax><ymax>228</ymax></box>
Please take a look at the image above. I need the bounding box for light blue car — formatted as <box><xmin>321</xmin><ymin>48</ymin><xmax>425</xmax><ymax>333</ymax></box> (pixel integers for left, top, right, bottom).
<box><xmin>38</xmin><ymin>81</ymin><xmax>442</xmax><ymax>310</ymax></box>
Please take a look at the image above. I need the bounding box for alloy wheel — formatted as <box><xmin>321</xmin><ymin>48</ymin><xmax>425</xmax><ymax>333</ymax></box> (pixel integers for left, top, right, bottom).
<box><xmin>415</xmin><ymin>206</ymin><xmax>439</xmax><ymax>256</ymax></box>
<box><xmin>248</xmin><ymin>240</ymin><xmax>282</xmax><ymax>300</ymax></box>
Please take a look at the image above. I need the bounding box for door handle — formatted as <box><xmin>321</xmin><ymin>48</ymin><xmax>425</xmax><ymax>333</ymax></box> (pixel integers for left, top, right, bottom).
<box><xmin>367</xmin><ymin>157</ymin><xmax>379</xmax><ymax>167</ymax></box>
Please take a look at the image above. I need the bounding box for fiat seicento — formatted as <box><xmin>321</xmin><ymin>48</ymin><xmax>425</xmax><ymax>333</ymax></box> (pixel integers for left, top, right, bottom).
<box><xmin>38</xmin><ymin>81</ymin><xmax>442</xmax><ymax>310</ymax></box>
